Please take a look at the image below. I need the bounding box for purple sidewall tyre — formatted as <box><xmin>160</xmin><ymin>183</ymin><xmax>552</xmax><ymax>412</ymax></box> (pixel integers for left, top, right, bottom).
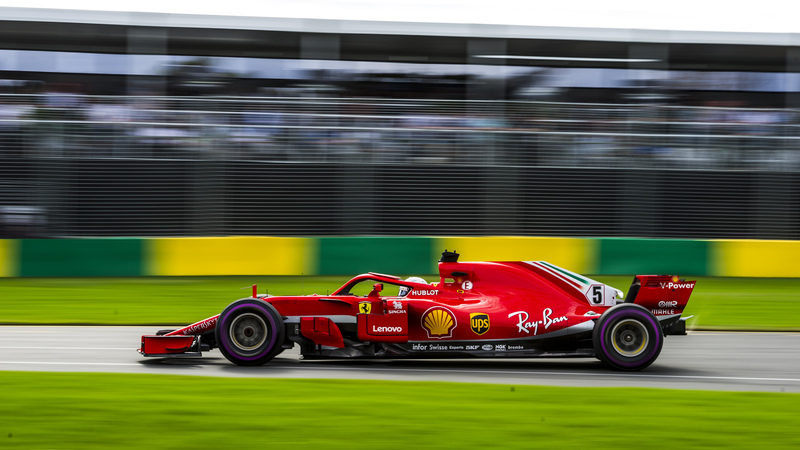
<box><xmin>216</xmin><ymin>299</ymin><xmax>285</xmax><ymax>366</ymax></box>
<box><xmin>593</xmin><ymin>304</ymin><xmax>664</xmax><ymax>371</ymax></box>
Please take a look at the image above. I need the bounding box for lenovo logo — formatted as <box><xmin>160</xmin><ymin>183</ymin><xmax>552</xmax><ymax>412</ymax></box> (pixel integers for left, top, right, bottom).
<box><xmin>372</xmin><ymin>326</ymin><xmax>403</xmax><ymax>333</ymax></box>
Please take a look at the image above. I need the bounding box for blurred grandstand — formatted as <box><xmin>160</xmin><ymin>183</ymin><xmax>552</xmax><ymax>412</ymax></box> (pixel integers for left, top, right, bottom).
<box><xmin>2</xmin><ymin>7</ymin><xmax>800</xmax><ymax>239</ymax></box>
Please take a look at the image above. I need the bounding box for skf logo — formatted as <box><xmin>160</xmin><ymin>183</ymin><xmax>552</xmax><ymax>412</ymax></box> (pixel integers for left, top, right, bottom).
<box><xmin>358</xmin><ymin>301</ymin><xmax>371</xmax><ymax>314</ymax></box>
<box><xmin>470</xmin><ymin>313</ymin><xmax>490</xmax><ymax>335</ymax></box>
<box><xmin>421</xmin><ymin>307</ymin><xmax>457</xmax><ymax>339</ymax></box>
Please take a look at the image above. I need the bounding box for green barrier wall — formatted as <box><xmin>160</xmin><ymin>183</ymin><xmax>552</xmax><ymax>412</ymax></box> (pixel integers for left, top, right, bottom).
<box><xmin>1</xmin><ymin>237</ymin><xmax>798</xmax><ymax>278</ymax></box>
<box><xmin>18</xmin><ymin>239</ymin><xmax>145</xmax><ymax>277</ymax></box>
<box><xmin>318</xmin><ymin>237</ymin><xmax>434</xmax><ymax>275</ymax></box>
<box><xmin>597</xmin><ymin>238</ymin><xmax>710</xmax><ymax>276</ymax></box>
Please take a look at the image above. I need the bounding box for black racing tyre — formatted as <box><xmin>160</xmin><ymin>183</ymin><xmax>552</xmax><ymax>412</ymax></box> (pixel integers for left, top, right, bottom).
<box><xmin>593</xmin><ymin>303</ymin><xmax>664</xmax><ymax>371</ymax></box>
<box><xmin>215</xmin><ymin>299</ymin><xmax>285</xmax><ymax>366</ymax></box>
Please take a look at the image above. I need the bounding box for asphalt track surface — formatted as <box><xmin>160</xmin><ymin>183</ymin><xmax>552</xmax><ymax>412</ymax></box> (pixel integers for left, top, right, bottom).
<box><xmin>1</xmin><ymin>326</ymin><xmax>799</xmax><ymax>393</ymax></box>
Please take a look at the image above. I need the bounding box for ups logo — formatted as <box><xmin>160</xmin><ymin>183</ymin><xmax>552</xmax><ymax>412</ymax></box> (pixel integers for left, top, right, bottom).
<box><xmin>470</xmin><ymin>313</ymin><xmax>490</xmax><ymax>335</ymax></box>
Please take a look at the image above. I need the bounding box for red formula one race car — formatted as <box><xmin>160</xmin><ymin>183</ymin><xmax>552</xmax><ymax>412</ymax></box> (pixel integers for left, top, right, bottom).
<box><xmin>140</xmin><ymin>251</ymin><xmax>695</xmax><ymax>371</ymax></box>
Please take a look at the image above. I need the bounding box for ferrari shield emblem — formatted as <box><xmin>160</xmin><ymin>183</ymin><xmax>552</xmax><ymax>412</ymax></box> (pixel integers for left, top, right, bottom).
<box><xmin>470</xmin><ymin>313</ymin><xmax>490</xmax><ymax>335</ymax></box>
<box><xmin>358</xmin><ymin>301</ymin><xmax>372</xmax><ymax>314</ymax></box>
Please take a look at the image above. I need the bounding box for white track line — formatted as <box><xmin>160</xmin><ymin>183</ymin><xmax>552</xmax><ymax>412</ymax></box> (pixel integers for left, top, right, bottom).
<box><xmin>294</xmin><ymin>365</ymin><xmax>800</xmax><ymax>383</ymax></box>
<box><xmin>0</xmin><ymin>347</ymin><xmax>133</xmax><ymax>350</ymax></box>
<box><xmin>0</xmin><ymin>361</ymin><xmax>139</xmax><ymax>366</ymax></box>
<box><xmin>2</xmin><ymin>360</ymin><xmax>798</xmax><ymax>384</ymax></box>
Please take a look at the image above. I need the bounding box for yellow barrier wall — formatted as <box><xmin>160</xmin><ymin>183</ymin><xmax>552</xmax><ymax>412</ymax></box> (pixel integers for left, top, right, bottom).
<box><xmin>7</xmin><ymin>236</ymin><xmax>800</xmax><ymax>278</ymax></box>
<box><xmin>0</xmin><ymin>240</ymin><xmax>16</xmax><ymax>277</ymax></box>
<box><xmin>713</xmin><ymin>240</ymin><xmax>800</xmax><ymax>277</ymax></box>
<box><xmin>148</xmin><ymin>237</ymin><xmax>314</xmax><ymax>276</ymax></box>
<box><xmin>436</xmin><ymin>237</ymin><xmax>595</xmax><ymax>274</ymax></box>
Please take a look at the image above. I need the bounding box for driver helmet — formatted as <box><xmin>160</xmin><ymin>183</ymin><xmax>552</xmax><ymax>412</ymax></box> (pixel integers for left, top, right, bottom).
<box><xmin>399</xmin><ymin>276</ymin><xmax>428</xmax><ymax>296</ymax></box>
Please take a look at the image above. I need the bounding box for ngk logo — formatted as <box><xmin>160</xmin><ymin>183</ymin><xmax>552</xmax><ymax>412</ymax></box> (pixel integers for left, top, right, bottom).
<box><xmin>658</xmin><ymin>301</ymin><xmax>678</xmax><ymax>308</ymax></box>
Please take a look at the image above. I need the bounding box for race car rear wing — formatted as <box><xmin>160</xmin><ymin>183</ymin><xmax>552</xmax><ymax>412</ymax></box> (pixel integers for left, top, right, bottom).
<box><xmin>627</xmin><ymin>275</ymin><xmax>696</xmax><ymax>334</ymax></box>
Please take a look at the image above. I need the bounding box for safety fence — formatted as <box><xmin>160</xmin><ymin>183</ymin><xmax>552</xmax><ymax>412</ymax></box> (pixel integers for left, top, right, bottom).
<box><xmin>4</xmin><ymin>95</ymin><xmax>800</xmax><ymax>240</ymax></box>
<box><xmin>2</xmin><ymin>95</ymin><xmax>800</xmax><ymax>170</ymax></box>
<box><xmin>3</xmin><ymin>161</ymin><xmax>800</xmax><ymax>240</ymax></box>
<box><xmin>2</xmin><ymin>236</ymin><xmax>799</xmax><ymax>278</ymax></box>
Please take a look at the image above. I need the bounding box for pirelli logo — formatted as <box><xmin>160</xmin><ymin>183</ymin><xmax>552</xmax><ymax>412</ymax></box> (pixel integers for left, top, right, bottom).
<box><xmin>470</xmin><ymin>313</ymin><xmax>490</xmax><ymax>335</ymax></box>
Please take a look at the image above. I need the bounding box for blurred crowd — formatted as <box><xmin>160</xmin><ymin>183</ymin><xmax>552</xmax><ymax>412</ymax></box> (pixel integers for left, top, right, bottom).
<box><xmin>1</xmin><ymin>92</ymin><xmax>800</xmax><ymax>170</ymax></box>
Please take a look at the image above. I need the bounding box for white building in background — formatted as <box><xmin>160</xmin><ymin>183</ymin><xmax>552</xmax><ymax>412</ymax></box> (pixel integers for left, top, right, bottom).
<box><xmin>0</xmin><ymin>4</ymin><xmax>799</xmax><ymax>104</ymax></box>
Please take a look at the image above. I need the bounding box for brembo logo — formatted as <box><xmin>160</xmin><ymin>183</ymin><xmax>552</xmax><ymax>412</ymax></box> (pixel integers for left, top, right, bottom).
<box><xmin>660</xmin><ymin>282</ymin><xmax>695</xmax><ymax>289</ymax></box>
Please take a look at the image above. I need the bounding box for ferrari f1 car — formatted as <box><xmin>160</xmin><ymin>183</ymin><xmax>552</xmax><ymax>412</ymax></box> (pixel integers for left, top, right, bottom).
<box><xmin>139</xmin><ymin>251</ymin><xmax>695</xmax><ymax>371</ymax></box>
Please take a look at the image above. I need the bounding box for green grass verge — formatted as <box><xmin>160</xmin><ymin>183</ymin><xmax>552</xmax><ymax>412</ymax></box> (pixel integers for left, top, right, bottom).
<box><xmin>598</xmin><ymin>275</ymin><xmax>800</xmax><ymax>331</ymax></box>
<box><xmin>1</xmin><ymin>372</ymin><xmax>798</xmax><ymax>449</ymax></box>
<box><xmin>0</xmin><ymin>276</ymin><xmax>352</xmax><ymax>325</ymax></box>
<box><xmin>1</xmin><ymin>275</ymin><xmax>799</xmax><ymax>330</ymax></box>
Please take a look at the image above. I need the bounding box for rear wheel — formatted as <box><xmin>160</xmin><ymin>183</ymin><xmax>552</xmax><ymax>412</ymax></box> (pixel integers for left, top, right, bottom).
<box><xmin>593</xmin><ymin>304</ymin><xmax>663</xmax><ymax>371</ymax></box>
<box><xmin>215</xmin><ymin>299</ymin><xmax>285</xmax><ymax>366</ymax></box>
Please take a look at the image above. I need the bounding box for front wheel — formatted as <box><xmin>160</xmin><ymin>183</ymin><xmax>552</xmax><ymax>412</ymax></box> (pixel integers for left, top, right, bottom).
<box><xmin>593</xmin><ymin>304</ymin><xmax>663</xmax><ymax>371</ymax></box>
<box><xmin>216</xmin><ymin>299</ymin><xmax>285</xmax><ymax>366</ymax></box>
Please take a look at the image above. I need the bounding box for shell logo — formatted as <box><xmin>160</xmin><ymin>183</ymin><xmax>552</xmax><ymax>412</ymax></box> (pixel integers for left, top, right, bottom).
<box><xmin>421</xmin><ymin>307</ymin><xmax>457</xmax><ymax>339</ymax></box>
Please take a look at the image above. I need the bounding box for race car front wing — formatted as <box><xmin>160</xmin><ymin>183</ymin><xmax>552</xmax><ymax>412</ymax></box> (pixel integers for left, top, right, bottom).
<box><xmin>139</xmin><ymin>334</ymin><xmax>203</xmax><ymax>357</ymax></box>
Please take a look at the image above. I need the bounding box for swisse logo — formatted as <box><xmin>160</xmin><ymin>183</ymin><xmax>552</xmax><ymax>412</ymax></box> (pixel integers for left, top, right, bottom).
<box><xmin>660</xmin><ymin>282</ymin><xmax>695</xmax><ymax>290</ymax></box>
<box><xmin>372</xmin><ymin>326</ymin><xmax>403</xmax><ymax>333</ymax></box>
<box><xmin>658</xmin><ymin>300</ymin><xmax>678</xmax><ymax>308</ymax></box>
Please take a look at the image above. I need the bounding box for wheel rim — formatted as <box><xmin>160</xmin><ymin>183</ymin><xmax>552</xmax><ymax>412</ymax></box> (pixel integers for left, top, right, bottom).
<box><xmin>610</xmin><ymin>319</ymin><xmax>649</xmax><ymax>357</ymax></box>
<box><xmin>229</xmin><ymin>313</ymin><xmax>269</xmax><ymax>354</ymax></box>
